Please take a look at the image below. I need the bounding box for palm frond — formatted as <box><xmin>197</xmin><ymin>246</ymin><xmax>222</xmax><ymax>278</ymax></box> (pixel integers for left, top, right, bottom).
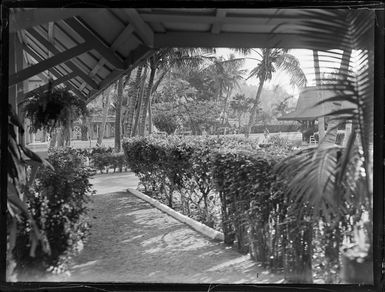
<box><xmin>274</xmin><ymin>53</ymin><xmax>307</xmax><ymax>88</ymax></box>
<box><xmin>275</xmin><ymin>9</ymin><xmax>374</xmax><ymax>230</ymax></box>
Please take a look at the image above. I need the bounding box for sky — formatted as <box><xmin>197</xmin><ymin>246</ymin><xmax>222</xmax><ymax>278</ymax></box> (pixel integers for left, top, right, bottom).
<box><xmin>215</xmin><ymin>48</ymin><xmax>343</xmax><ymax>100</ymax></box>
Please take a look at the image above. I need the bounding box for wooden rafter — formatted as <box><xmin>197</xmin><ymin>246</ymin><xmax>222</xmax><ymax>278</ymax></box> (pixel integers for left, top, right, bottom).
<box><xmin>22</xmin><ymin>45</ymin><xmax>86</xmax><ymax>98</ymax></box>
<box><xmin>78</xmin><ymin>23</ymin><xmax>136</xmax><ymax>91</ymax></box>
<box><xmin>10</xmin><ymin>42</ymin><xmax>91</xmax><ymax>85</ymax></box>
<box><xmin>87</xmin><ymin>45</ymin><xmax>153</xmax><ymax>102</ymax></box>
<box><xmin>26</xmin><ymin>28</ymin><xmax>99</xmax><ymax>89</ymax></box>
<box><xmin>65</xmin><ymin>17</ymin><xmax>126</xmax><ymax>69</ymax></box>
<box><xmin>154</xmin><ymin>32</ymin><xmax>350</xmax><ymax>50</ymax></box>
<box><xmin>124</xmin><ymin>9</ymin><xmax>154</xmax><ymax>47</ymax></box>
<box><xmin>24</xmin><ymin>72</ymin><xmax>77</xmax><ymax>96</ymax></box>
<box><xmin>10</xmin><ymin>8</ymin><xmax>104</xmax><ymax>33</ymax></box>
<box><xmin>151</xmin><ymin>22</ymin><xmax>166</xmax><ymax>33</ymax></box>
<box><xmin>140</xmin><ymin>13</ymin><xmax>314</xmax><ymax>25</ymax></box>
<box><xmin>211</xmin><ymin>10</ymin><xmax>226</xmax><ymax>34</ymax></box>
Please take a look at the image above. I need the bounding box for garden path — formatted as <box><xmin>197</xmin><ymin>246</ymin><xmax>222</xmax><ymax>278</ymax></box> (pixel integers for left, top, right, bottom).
<box><xmin>39</xmin><ymin>172</ymin><xmax>284</xmax><ymax>283</ymax></box>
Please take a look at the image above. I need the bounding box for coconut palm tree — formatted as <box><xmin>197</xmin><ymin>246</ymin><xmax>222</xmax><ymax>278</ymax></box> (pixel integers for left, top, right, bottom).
<box><xmin>122</xmin><ymin>64</ymin><xmax>145</xmax><ymax>138</ymax></box>
<box><xmin>137</xmin><ymin>48</ymin><xmax>216</xmax><ymax>136</ymax></box>
<box><xmin>114</xmin><ymin>73</ymin><xmax>130</xmax><ymax>152</ymax></box>
<box><xmin>244</xmin><ymin>48</ymin><xmax>307</xmax><ymax>137</ymax></box>
<box><xmin>97</xmin><ymin>85</ymin><xmax>113</xmax><ymax>146</ymax></box>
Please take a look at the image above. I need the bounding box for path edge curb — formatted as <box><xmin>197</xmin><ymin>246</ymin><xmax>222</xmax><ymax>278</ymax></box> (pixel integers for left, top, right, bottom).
<box><xmin>127</xmin><ymin>188</ymin><xmax>224</xmax><ymax>242</ymax></box>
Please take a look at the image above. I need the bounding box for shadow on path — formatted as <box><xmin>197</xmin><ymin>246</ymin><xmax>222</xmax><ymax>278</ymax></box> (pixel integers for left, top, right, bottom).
<box><xmin>30</xmin><ymin>173</ymin><xmax>284</xmax><ymax>283</ymax></box>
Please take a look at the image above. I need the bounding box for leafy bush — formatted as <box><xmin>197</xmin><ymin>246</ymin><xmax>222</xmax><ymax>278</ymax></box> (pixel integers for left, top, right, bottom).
<box><xmin>13</xmin><ymin>148</ymin><xmax>95</xmax><ymax>276</ymax></box>
<box><xmin>153</xmin><ymin>111</ymin><xmax>181</xmax><ymax>134</ymax></box>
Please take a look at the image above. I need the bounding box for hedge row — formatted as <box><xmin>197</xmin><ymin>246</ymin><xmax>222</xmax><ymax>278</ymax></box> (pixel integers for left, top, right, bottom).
<box><xmin>122</xmin><ymin>136</ymin><xmax>319</xmax><ymax>280</ymax></box>
<box><xmin>249</xmin><ymin>124</ymin><xmax>300</xmax><ymax>134</ymax></box>
<box><xmin>73</xmin><ymin>147</ymin><xmax>129</xmax><ymax>173</ymax></box>
<box><xmin>13</xmin><ymin>148</ymin><xmax>95</xmax><ymax>276</ymax></box>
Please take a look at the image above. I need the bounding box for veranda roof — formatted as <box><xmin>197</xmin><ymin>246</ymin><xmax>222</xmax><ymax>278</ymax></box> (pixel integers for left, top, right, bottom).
<box><xmin>277</xmin><ymin>86</ymin><xmax>357</xmax><ymax>121</ymax></box>
<box><xmin>8</xmin><ymin>7</ymin><xmax>374</xmax><ymax>103</ymax></box>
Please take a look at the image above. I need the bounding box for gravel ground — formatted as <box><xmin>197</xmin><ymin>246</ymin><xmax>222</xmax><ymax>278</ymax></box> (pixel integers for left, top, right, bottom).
<box><xmin>19</xmin><ymin>173</ymin><xmax>284</xmax><ymax>284</ymax></box>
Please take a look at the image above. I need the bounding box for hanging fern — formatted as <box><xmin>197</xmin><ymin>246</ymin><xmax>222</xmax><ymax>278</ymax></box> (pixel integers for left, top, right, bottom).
<box><xmin>20</xmin><ymin>81</ymin><xmax>88</xmax><ymax>133</ymax></box>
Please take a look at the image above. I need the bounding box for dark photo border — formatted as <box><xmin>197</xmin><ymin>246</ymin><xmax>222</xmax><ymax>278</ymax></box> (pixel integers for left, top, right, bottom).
<box><xmin>1</xmin><ymin>1</ymin><xmax>384</xmax><ymax>291</ymax></box>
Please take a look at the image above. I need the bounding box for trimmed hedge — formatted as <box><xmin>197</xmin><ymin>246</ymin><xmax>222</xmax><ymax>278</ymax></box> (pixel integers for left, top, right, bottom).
<box><xmin>123</xmin><ymin>136</ymin><xmax>351</xmax><ymax>282</ymax></box>
<box><xmin>249</xmin><ymin>124</ymin><xmax>300</xmax><ymax>134</ymax></box>
<box><xmin>91</xmin><ymin>152</ymin><xmax>128</xmax><ymax>173</ymax></box>
<box><xmin>75</xmin><ymin>147</ymin><xmax>129</xmax><ymax>173</ymax></box>
<box><xmin>13</xmin><ymin>148</ymin><xmax>95</xmax><ymax>276</ymax></box>
<box><xmin>122</xmin><ymin>137</ymin><xmax>307</xmax><ymax>272</ymax></box>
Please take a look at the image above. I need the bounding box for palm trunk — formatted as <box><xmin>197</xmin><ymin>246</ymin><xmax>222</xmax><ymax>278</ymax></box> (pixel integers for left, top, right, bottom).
<box><xmin>97</xmin><ymin>90</ymin><xmax>110</xmax><ymax>146</ymax></box>
<box><xmin>64</xmin><ymin>125</ymin><xmax>71</xmax><ymax>146</ymax></box>
<box><xmin>114</xmin><ymin>76</ymin><xmax>125</xmax><ymax>152</ymax></box>
<box><xmin>125</xmin><ymin>66</ymin><xmax>143</xmax><ymax>137</ymax></box>
<box><xmin>56</xmin><ymin>126</ymin><xmax>65</xmax><ymax>147</ymax></box>
<box><xmin>246</xmin><ymin>76</ymin><xmax>265</xmax><ymax>138</ymax></box>
<box><xmin>49</xmin><ymin>128</ymin><xmax>57</xmax><ymax>148</ymax></box>
<box><xmin>132</xmin><ymin>66</ymin><xmax>148</xmax><ymax>136</ymax></box>
<box><xmin>139</xmin><ymin>62</ymin><xmax>156</xmax><ymax>136</ymax></box>
<box><xmin>151</xmin><ymin>69</ymin><xmax>168</xmax><ymax>95</ymax></box>
<box><xmin>148</xmin><ymin>99</ymin><xmax>153</xmax><ymax>134</ymax></box>
<box><xmin>313</xmin><ymin>50</ymin><xmax>325</xmax><ymax>141</ymax></box>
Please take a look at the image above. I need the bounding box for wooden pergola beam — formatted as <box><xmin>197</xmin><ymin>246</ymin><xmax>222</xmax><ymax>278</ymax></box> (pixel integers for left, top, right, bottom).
<box><xmin>211</xmin><ymin>10</ymin><xmax>226</xmax><ymax>34</ymax></box>
<box><xmin>22</xmin><ymin>45</ymin><xmax>87</xmax><ymax>98</ymax></box>
<box><xmin>124</xmin><ymin>9</ymin><xmax>154</xmax><ymax>47</ymax></box>
<box><xmin>10</xmin><ymin>8</ymin><xmax>104</xmax><ymax>33</ymax></box>
<box><xmin>65</xmin><ymin>17</ymin><xmax>126</xmax><ymax>69</ymax></box>
<box><xmin>78</xmin><ymin>23</ymin><xmax>136</xmax><ymax>91</ymax></box>
<box><xmin>87</xmin><ymin>45</ymin><xmax>153</xmax><ymax>102</ymax></box>
<box><xmin>24</xmin><ymin>72</ymin><xmax>77</xmax><ymax>97</ymax></box>
<box><xmin>140</xmin><ymin>13</ymin><xmax>311</xmax><ymax>25</ymax></box>
<box><xmin>10</xmin><ymin>42</ymin><xmax>91</xmax><ymax>86</ymax></box>
<box><xmin>26</xmin><ymin>28</ymin><xmax>99</xmax><ymax>89</ymax></box>
<box><xmin>154</xmin><ymin>32</ymin><xmax>350</xmax><ymax>50</ymax></box>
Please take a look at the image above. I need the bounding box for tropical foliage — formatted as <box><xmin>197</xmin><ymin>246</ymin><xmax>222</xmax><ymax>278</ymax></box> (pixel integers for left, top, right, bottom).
<box><xmin>274</xmin><ymin>9</ymin><xmax>375</xmax><ymax>283</ymax></box>
<box><xmin>13</xmin><ymin>148</ymin><xmax>95</xmax><ymax>277</ymax></box>
<box><xmin>242</xmin><ymin>48</ymin><xmax>307</xmax><ymax>137</ymax></box>
<box><xmin>6</xmin><ymin>104</ymin><xmax>53</xmax><ymax>280</ymax></box>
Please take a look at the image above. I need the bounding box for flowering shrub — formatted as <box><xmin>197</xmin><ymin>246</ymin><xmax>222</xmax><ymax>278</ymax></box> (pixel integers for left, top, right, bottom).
<box><xmin>13</xmin><ymin>148</ymin><xmax>95</xmax><ymax>276</ymax></box>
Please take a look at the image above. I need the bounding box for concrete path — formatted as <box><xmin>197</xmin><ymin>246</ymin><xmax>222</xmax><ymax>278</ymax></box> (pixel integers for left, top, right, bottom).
<box><xmin>33</xmin><ymin>172</ymin><xmax>284</xmax><ymax>283</ymax></box>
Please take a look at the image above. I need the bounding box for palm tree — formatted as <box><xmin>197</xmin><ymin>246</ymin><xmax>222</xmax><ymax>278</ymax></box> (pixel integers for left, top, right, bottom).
<box><xmin>97</xmin><ymin>85</ymin><xmax>113</xmax><ymax>146</ymax></box>
<box><xmin>202</xmin><ymin>54</ymin><xmax>246</xmax><ymax>103</ymax></box>
<box><xmin>244</xmin><ymin>48</ymin><xmax>307</xmax><ymax>137</ymax></box>
<box><xmin>274</xmin><ymin>9</ymin><xmax>375</xmax><ymax>283</ymax></box>
<box><xmin>230</xmin><ymin>93</ymin><xmax>252</xmax><ymax>128</ymax></box>
<box><xmin>114</xmin><ymin>73</ymin><xmax>130</xmax><ymax>152</ymax></box>
<box><xmin>137</xmin><ymin>48</ymin><xmax>216</xmax><ymax>136</ymax></box>
<box><xmin>124</xmin><ymin>65</ymin><xmax>144</xmax><ymax>138</ymax></box>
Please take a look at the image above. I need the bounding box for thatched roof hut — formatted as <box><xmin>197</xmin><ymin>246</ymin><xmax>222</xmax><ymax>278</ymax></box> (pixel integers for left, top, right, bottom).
<box><xmin>277</xmin><ymin>86</ymin><xmax>356</xmax><ymax>121</ymax></box>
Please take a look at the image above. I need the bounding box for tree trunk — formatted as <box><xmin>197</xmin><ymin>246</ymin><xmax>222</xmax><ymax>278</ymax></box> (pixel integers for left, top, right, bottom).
<box><xmin>132</xmin><ymin>66</ymin><xmax>148</xmax><ymax>137</ymax></box>
<box><xmin>148</xmin><ymin>100</ymin><xmax>153</xmax><ymax>134</ymax></box>
<box><xmin>97</xmin><ymin>90</ymin><xmax>110</xmax><ymax>146</ymax></box>
<box><xmin>151</xmin><ymin>69</ymin><xmax>168</xmax><ymax>95</ymax></box>
<box><xmin>139</xmin><ymin>61</ymin><xmax>156</xmax><ymax>136</ymax></box>
<box><xmin>313</xmin><ymin>50</ymin><xmax>325</xmax><ymax>141</ymax></box>
<box><xmin>246</xmin><ymin>76</ymin><xmax>265</xmax><ymax>138</ymax></box>
<box><xmin>114</xmin><ymin>76</ymin><xmax>125</xmax><ymax>152</ymax></box>
<box><xmin>56</xmin><ymin>126</ymin><xmax>65</xmax><ymax>147</ymax></box>
<box><xmin>64</xmin><ymin>125</ymin><xmax>71</xmax><ymax>146</ymax></box>
<box><xmin>126</xmin><ymin>66</ymin><xmax>143</xmax><ymax>137</ymax></box>
<box><xmin>49</xmin><ymin>129</ymin><xmax>57</xmax><ymax>148</ymax></box>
